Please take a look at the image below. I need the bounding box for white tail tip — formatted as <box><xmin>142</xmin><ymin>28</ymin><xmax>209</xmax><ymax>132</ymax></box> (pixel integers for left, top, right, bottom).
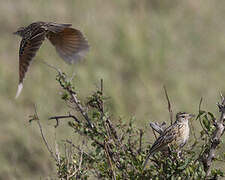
<box><xmin>15</xmin><ymin>83</ymin><xmax>23</xmax><ymax>99</ymax></box>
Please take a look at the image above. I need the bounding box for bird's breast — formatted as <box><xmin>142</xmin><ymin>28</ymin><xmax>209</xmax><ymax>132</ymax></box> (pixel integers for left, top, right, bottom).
<box><xmin>176</xmin><ymin>123</ymin><xmax>189</xmax><ymax>145</ymax></box>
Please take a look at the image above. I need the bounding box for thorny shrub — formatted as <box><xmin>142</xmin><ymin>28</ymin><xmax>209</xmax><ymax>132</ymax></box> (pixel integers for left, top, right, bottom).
<box><xmin>30</xmin><ymin>71</ymin><xmax>225</xmax><ymax>180</ymax></box>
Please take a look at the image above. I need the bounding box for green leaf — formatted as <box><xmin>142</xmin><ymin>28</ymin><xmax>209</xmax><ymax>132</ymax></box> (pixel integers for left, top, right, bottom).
<box><xmin>95</xmin><ymin>146</ymin><xmax>101</xmax><ymax>155</ymax></box>
<box><xmin>202</xmin><ymin>116</ymin><xmax>210</xmax><ymax>131</ymax></box>
<box><xmin>177</xmin><ymin>158</ymin><xmax>191</xmax><ymax>170</ymax></box>
<box><xmin>196</xmin><ymin>110</ymin><xmax>206</xmax><ymax>120</ymax></box>
<box><xmin>207</xmin><ymin>111</ymin><xmax>216</xmax><ymax>121</ymax></box>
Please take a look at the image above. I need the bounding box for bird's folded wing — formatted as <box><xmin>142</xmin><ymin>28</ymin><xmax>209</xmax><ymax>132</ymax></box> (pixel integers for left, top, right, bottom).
<box><xmin>148</xmin><ymin>125</ymin><xmax>176</xmax><ymax>155</ymax></box>
<box><xmin>47</xmin><ymin>28</ymin><xmax>89</xmax><ymax>64</ymax></box>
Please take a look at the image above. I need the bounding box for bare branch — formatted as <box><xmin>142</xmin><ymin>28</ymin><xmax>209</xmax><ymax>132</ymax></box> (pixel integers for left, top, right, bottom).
<box><xmin>41</xmin><ymin>60</ymin><xmax>94</xmax><ymax>129</ymax></box>
<box><xmin>40</xmin><ymin>59</ymin><xmax>62</xmax><ymax>75</ymax></box>
<box><xmin>78</xmin><ymin>141</ymin><xmax>84</xmax><ymax>172</ymax></box>
<box><xmin>106</xmin><ymin>118</ymin><xmax>119</xmax><ymax>141</ymax></box>
<box><xmin>65</xmin><ymin>140</ymin><xmax>95</xmax><ymax>160</ymax></box>
<box><xmin>54</xmin><ymin>133</ymin><xmax>61</xmax><ymax>164</ymax></box>
<box><xmin>197</xmin><ymin>98</ymin><xmax>209</xmax><ymax>136</ymax></box>
<box><xmin>70</xmin><ymin>93</ymin><xmax>94</xmax><ymax>128</ymax></box>
<box><xmin>100</xmin><ymin>78</ymin><xmax>104</xmax><ymax>113</ymax></box>
<box><xmin>163</xmin><ymin>86</ymin><xmax>173</xmax><ymax>125</ymax></box>
<box><xmin>138</xmin><ymin>129</ymin><xmax>143</xmax><ymax>154</ymax></box>
<box><xmin>151</xmin><ymin>126</ymin><xmax>157</xmax><ymax>140</ymax></box>
<box><xmin>104</xmin><ymin>141</ymin><xmax>116</xmax><ymax>180</ymax></box>
<box><xmin>149</xmin><ymin>122</ymin><xmax>166</xmax><ymax>135</ymax></box>
<box><xmin>31</xmin><ymin>104</ymin><xmax>57</xmax><ymax>161</ymax></box>
<box><xmin>49</xmin><ymin>114</ymin><xmax>80</xmax><ymax>128</ymax></box>
<box><xmin>202</xmin><ymin>94</ymin><xmax>225</xmax><ymax>178</ymax></box>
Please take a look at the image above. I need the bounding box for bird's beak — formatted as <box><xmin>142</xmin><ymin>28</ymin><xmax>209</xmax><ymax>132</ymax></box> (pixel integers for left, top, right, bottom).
<box><xmin>189</xmin><ymin>114</ymin><xmax>195</xmax><ymax>118</ymax></box>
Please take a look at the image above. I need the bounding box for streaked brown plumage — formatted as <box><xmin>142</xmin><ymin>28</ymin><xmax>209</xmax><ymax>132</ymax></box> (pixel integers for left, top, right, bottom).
<box><xmin>14</xmin><ymin>21</ymin><xmax>89</xmax><ymax>98</ymax></box>
<box><xmin>143</xmin><ymin>112</ymin><xmax>194</xmax><ymax>169</ymax></box>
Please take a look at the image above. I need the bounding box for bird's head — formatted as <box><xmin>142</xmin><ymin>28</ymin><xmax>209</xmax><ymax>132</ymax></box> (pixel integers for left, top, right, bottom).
<box><xmin>176</xmin><ymin>112</ymin><xmax>195</xmax><ymax>123</ymax></box>
<box><xmin>13</xmin><ymin>27</ymin><xmax>26</xmax><ymax>37</ymax></box>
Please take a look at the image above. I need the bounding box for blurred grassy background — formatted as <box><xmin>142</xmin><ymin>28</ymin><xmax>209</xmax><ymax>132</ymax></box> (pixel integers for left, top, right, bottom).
<box><xmin>1</xmin><ymin>0</ymin><xmax>225</xmax><ymax>179</ymax></box>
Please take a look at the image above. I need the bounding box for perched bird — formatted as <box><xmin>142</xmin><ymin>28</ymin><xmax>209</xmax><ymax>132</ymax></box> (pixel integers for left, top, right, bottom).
<box><xmin>14</xmin><ymin>21</ymin><xmax>89</xmax><ymax>98</ymax></box>
<box><xmin>143</xmin><ymin>112</ymin><xmax>194</xmax><ymax>169</ymax></box>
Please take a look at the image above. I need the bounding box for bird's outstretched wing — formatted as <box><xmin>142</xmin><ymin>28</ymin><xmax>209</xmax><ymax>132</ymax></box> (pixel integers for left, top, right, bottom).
<box><xmin>45</xmin><ymin>22</ymin><xmax>72</xmax><ymax>33</ymax></box>
<box><xmin>47</xmin><ymin>27</ymin><xmax>89</xmax><ymax>64</ymax></box>
<box><xmin>16</xmin><ymin>28</ymin><xmax>46</xmax><ymax>98</ymax></box>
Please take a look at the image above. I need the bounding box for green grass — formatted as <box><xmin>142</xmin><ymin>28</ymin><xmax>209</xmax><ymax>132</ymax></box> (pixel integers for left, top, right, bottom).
<box><xmin>1</xmin><ymin>0</ymin><xmax>225</xmax><ymax>179</ymax></box>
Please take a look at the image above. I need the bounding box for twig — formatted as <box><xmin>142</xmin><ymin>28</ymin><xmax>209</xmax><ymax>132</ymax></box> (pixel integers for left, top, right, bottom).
<box><xmin>202</xmin><ymin>94</ymin><xmax>225</xmax><ymax>178</ymax></box>
<box><xmin>138</xmin><ymin>129</ymin><xmax>143</xmax><ymax>154</ymax></box>
<box><xmin>151</xmin><ymin>126</ymin><xmax>157</xmax><ymax>140</ymax></box>
<box><xmin>100</xmin><ymin>78</ymin><xmax>104</xmax><ymax>113</ymax></box>
<box><xmin>65</xmin><ymin>140</ymin><xmax>95</xmax><ymax>160</ymax></box>
<box><xmin>100</xmin><ymin>79</ymin><xmax>103</xmax><ymax>95</ymax></box>
<box><xmin>78</xmin><ymin>141</ymin><xmax>84</xmax><ymax>172</ymax></box>
<box><xmin>55</xmin><ymin>132</ymin><xmax>61</xmax><ymax>164</ymax></box>
<box><xmin>41</xmin><ymin>60</ymin><xmax>94</xmax><ymax>129</ymax></box>
<box><xmin>31</xmin><ymin>104</ymin><xmax>57</xmax><ymax>161</ymax></box>
<box><xmin>188</xmin><ymin>98</ymin><xmax>197</xmax><ymax>143</ymax></box>
<box><xmin>40</xmin><ymin>59</ymin><xmax>61</xmax><ymax>75</ymax></box>
<box><xmin>68</xmin><ymin>170</ymin><xmax>78</xmax><ymax>179</ymax></box>
<box><xmin>49</xmin><ymin>114</ymin><xmax>80</xmax><ymax>128</ymax></box>
<box><xmin>64</xmin><ymin>143</ymin><xmax>69</xmax><ymax>172</ymax></box>
<box><xmin>197</xmin><ymin>98</ymin><xmax>209</xmax><ymax>136</ymax></box>
<box><xmin>106</xmin><ymin>118</ymin><xmax>119</xmax><ymax>140</ymax></box>
<box><xmin>163</xmin><ymin>86</ymin><xmax>173</xmax><ymax>125</ymax></box>
<box><xmin>150</xmin><ymin>121</ymin><xmax>166</xmax><ymax>140</ymax></box>
<box><xmin>149</xmin><ymin>122</ymin><xmax>166</xmax><ymax>135</ymax></box>
<box><xmin>76</xmin><ymin>128</ymin><xmax>105</xmax><ymax>149</ymax></box>
<box><xmin>104</xmin><ymin>141</ymin><xmax>116</xmax><ymax>180</ymax></box>
<box><xmin>70</xmin><ymin>93</ymin><xmax>94</xmax><ymax>128</ymax></box>
<box><xmin>189</xmin><ymin>120</ymin><xmax>197</xmax><ymax>146</ymax></box>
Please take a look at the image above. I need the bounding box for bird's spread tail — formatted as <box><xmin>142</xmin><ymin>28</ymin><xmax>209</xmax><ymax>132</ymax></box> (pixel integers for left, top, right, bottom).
<box><xmin>15</xmin><ymin>83</ymin><xmax>23</xmax><ymax>99</ymax></box>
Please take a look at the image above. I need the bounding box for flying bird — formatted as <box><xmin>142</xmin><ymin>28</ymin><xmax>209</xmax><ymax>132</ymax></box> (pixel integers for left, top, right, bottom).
<box><xmin>14</xmin><ymin>21</ymin><xmax>89</xmax><ymax>98</ymax></box>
